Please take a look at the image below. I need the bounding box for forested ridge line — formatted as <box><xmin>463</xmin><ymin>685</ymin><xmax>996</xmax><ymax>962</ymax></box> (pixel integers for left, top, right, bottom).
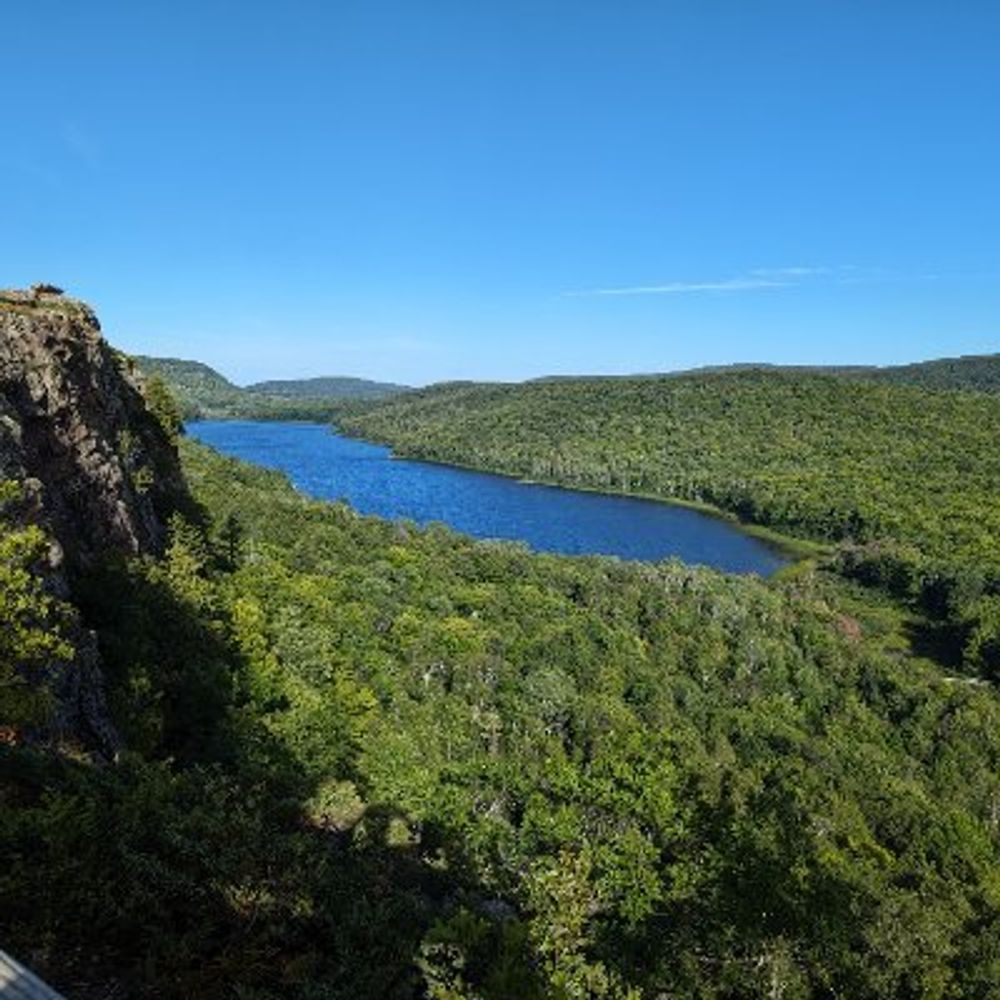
<box><xmin>334</xmin><ymin>370</ymin><xmax>1000</xmax><ymax>566</ymax></box>
<box><xmin>865</xmin><ymin>351</ymin><xmax>1000</xmax><ymax>393</ymax></box>
<box><xmin>133</xmin><ymin>355</ymin><xmax>408</xmax><ymax>422</ymax></box>
<box><xmin>335</xmin><ymin>369</ymin><xmax>1000</xmax><ymax>677</ymax></box>
<box><xmin>652</xmin><ymin>351</ymin><xmax>1000</xmax><ymax>393</ymax></box>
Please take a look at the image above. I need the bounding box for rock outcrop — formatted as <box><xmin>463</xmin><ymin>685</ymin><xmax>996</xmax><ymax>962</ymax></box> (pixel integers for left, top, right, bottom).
<box><xmin>0</xmin><ymin>287</ymin><xmax>187</xmax><ymax>754</ymax></box>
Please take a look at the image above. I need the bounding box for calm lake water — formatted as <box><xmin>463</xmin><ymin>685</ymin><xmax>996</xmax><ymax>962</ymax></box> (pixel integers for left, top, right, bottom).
<box><xmin>188</xmin><ymin>421</ymin><xmax>789</xmax><ymax>575</ymax></box>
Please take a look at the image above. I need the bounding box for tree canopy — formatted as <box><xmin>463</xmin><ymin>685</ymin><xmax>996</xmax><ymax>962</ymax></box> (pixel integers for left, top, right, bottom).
<box><xmin>4</xmin><ymin>440</ymin><xmax>998</xmax><ymax>997</ymax></box>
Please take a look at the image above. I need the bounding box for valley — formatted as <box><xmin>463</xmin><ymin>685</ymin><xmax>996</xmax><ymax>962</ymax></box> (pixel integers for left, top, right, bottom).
<box><xmin>2</xmin><ymin>290</ymin><xmax>999</xmax><ymax>997</ymax></box>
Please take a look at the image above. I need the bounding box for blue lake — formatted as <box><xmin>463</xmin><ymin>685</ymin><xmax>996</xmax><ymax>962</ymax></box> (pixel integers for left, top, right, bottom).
<box><xmin>187</xmin><ymin>421</ymin><xmax>789</xmax><ymax>575</ymax></box>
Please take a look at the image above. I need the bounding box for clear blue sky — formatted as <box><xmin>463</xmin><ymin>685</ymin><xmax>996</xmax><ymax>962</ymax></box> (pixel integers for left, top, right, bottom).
<box><xmin>3</xmin><ymin>2</ymin><xmax>998</xmax><ymax>386</ymax></box>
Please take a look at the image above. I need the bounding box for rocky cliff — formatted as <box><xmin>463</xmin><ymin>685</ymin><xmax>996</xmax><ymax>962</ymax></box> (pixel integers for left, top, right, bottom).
<box><xmin>0</xmin><ymin>286</ymin><xmax>187</xmax><ymax>754</ymax></box>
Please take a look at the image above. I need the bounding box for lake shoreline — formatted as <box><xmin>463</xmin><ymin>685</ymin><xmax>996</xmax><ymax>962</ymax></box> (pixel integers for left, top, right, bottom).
<box><xmin>330</xmin><ymin>424</ymin><xmax>826</xmax><ymax>564</ymax></box>
<box><xmin>186</xmin><ymin>419</ymin><xmax>797</xmax><ymax>574</ymax></box>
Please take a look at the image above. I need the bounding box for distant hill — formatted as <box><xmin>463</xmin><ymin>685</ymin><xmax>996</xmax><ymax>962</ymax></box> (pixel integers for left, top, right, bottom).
<box><xmin>528</xmin><ymin>353</ymin><xmax>1000</xmax><ymax>393</ymax></box>
<box><xmin>865</xmin><ymin>353</ymin><xmax>1000</xmax><ymax>393</ymax></box>
<box><xmin>245</xmin><ymin>376</ymin><xmax>409</xmax><ymax>400</ymax></box>
<box><xmin>336</xmin><ymin>367</ymin><xmax>1000</xmax><ymax>584</ymax></box>
<box><xmin>133</xmin><ymin>357</ymin><xmax>410</xmax><ymax>421</ymax></box>
<box><xmin>690</xmin><ymin>353</ymin><xmax>1000</xmax><ymax>393</ymax></box>
<box><xmin>705</xmin><ymin>354</ymin><xmax>1000</xmax><ymax>393</ymax></box>
<box><xmin>134</xmin><ymin>349</ymin><xmax>1000</xmax><ymax>425</ymax></box>
<box><xmin>134</xmin><ymin>357</ymin><xmax>245</xmax><ymax>419</ymax></box>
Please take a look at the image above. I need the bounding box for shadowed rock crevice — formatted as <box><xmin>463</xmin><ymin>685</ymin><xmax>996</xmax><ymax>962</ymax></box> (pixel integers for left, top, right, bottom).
<box><xmin>1</xmin><ymin>287</ymin><xmax>190</xmax><ymax>755</ymax></box>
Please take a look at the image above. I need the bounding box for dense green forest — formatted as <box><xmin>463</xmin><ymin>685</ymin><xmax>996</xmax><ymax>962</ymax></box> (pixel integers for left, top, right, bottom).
<box><xmin>136</xmin><ymin>349</ymin><xmax>1000</xmax><ymax>425</ymax></box>
<box><xmin>246</xmin><ymin>375</ymin><xmax>411</xmax><ymax>400</ymax></box>
<box><xmin>133</xmin><ymin>356</ymin><xmax>408</xmax><ymax>421</ymax></box>
<box><xmin>335</xmin><ymin>371</ymin><xmax>1000</xmax><ymax>677</ymax></box>
<box><xmin>4</xmin><ymin>426</ymin><xmax>1000</xmax><ymax>997</ymax></box>
<box><xmin>676</xmin><ymin>352</ymin><xmax>1000</xmax><ymax>393</ymax></box>
<box><xmin>332</xmin><ymin>371</ymin><xmax>1000</xmax><ymax>569</ymax></box>
<box><xmin>865</xmin><ymin>353</ymin><xmax>1000</xmax><ymax>393</ymax></box>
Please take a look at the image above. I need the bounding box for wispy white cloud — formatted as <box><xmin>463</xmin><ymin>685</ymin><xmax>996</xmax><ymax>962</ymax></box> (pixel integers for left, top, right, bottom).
<box><xmin>565</xmin><ymin>264</ymin><xmax>945</xmax><ymax>298</ymax></box>
<box><xmin>566</xmin><ymin>275</ymin><xmax>790</xmax><ymax>297</ymax></box>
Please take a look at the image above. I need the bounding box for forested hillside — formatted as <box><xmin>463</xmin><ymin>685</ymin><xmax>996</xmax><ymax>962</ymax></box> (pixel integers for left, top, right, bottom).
<box><xmin>867</xmin><ymin>352</ymin><xmax>1000</xmax><ymax>393</ymax></box>
<box><xmin>5</xmin><ymin>437</ymin><xmax>1000</xmax><ymax>998</ymax></box>
<box><xmin>334</xmin><ymin>372</ymin><xmax>1000</xmax><ymax>571</ymax></box>
<box><xmin>335</xmin><ymin>372</ymin><xmax>1000</xmax><ymax>666</ymax></box>
<box><xmin>671</xmin><ymin>352</ymin><xmax>1000</xmax><ymax>393</ymax></box>
<box><xmin>134</xmin><ymin>356</ymin><xmax>407</xmax><ymax>421</ymax></box>
<box><xmin>132</xmin><ymin>356</ymin><xmax>240</xmax><ymax>414</ymax></box>
<box><xmin>246</xmin><ymin>375</ymin><xmax>410</xmax><ymax>399</ymax></box>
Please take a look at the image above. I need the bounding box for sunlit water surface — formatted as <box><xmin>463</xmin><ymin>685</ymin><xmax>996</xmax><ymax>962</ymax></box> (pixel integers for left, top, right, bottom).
<box><xmin>188</xmin><ymin>421</ymin><xmax>789</xmax><ymax>575</ymax></box>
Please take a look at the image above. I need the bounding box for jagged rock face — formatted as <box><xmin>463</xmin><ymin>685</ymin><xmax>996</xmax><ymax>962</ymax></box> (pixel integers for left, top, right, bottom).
<box><xmin>0</xmin><ymin>288</ymin><xmax>187</xmax><ymax>755</ymax></box>
<box><xmin>0</xmin><ymin>290</ymin><xmax>183</xmax><ymax>573</ymax></box>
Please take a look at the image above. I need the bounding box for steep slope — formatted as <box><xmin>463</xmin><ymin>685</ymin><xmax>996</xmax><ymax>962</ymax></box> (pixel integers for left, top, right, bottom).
<box><xmin>2</xmin><ymin>297</ymin><xmax>184</xmax><ymax>570</ymax></box>
<box><xmin>132</xmin><ymin>355</ymin><xmax>243</xmax><ymax>419</ymax></box>
<box><xmin>0</xmin><ymin>287</ymin><xmax>186</xmax><ymax>752</ymax></box>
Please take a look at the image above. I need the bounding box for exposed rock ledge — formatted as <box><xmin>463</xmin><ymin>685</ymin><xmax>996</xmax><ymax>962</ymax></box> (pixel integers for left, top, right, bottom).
<box><xmin>1</xmin><ymin>287</ymin><xmax>187</xmax><ymax>755</ymax></box>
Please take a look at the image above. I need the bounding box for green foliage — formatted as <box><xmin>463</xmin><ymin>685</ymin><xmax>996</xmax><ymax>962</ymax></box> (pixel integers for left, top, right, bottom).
<box><xmin>3</xmin><ymin>442</ymin><xmax>1000</xmax><ymax>997</ymax></box>
<box><xmin>0</xmin><ymin>750</ymin><xmax>437</xmax><ymax>998</ymax></box>
<box><xmin>338</xmin><ymin>370</ymin><xmax>1000</xmax><ymax>672</ymax></box>
<box><xmin>133</xmin><ymin>355</ymin><xmax>409</xmax><ymax>422</ymax></box>
<box><xmin>867</xmin><ymin>352</ymin><xmax>1000</xmax><ymax>393</ymax></box>
<box><xmin>336</xmin><ymin>371</ymin><xmax>1000</xmax><ymax>571</ymax></box>
<box><xmin>965</xmin><ymin>596</ymin><xmax>1000</xmax><ymax>681</ymax></box>
<box><xmin>526</xmin><ymin>849</ymin><xmax>639</xmax><ymax>999</ymax></box>
<box><xmin>141</xmin><ymin>373</ymin><xmax>185</xmax><ymax>444</ymax></box>
<box><xmin>0</xmin><ymin>484</ymin><xmax>74</xmax><ymax>730</ymax></box>
<box><xmin>245</xmin><ymin>375</ymin><xmax>412</xmax><ymax>400</ymax></box>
